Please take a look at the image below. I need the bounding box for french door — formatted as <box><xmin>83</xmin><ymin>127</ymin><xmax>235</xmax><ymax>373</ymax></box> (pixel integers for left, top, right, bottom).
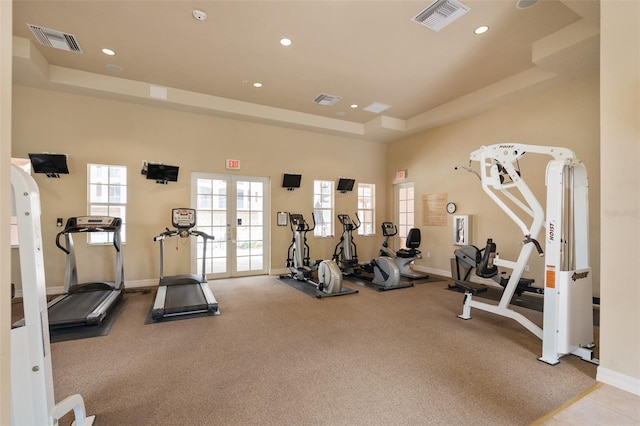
<box><xmin>191</xmin><ymin>173</ymin><xmax>270</xmax><ymax>279</ymax></box>
<box><xmin>395</xmin><ymin>182</ymin><xmax>415</xmax><ymax>249</ymax></box>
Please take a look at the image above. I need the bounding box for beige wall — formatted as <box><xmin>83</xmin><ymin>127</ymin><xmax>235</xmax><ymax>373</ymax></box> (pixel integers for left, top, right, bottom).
<box><xmin>11</xmin><ymin>85</ymin><xmax>389</xmax><ymax>290</ymax></box>
<box><xmin>598</xmin><ymin>0</ymin><xmax>640</xmax><ymax>394</ymax></box>
<box><xmin>387</xmin><ymin>72</ymin><xmax>601</xmax><ymax>295</ymax></box>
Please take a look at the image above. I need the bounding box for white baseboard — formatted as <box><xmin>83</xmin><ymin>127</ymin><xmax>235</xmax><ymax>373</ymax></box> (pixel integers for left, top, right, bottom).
<box><xmin>13</xmin><ymin>279</ymin><xmax>158</xmax><ymax>299</ymax></box>
<box><xmin>125</xmin><ymin>279</ymin><xmax>158</xmax><ymax>289</ymax></box>
<box><xmin>14</xmin><ymin>285</ymin><xmax>64</xmax><ymax>299</ymax></box>
<box><xmin>412</xmin><ymin>264</ymin><xmax>452</xmax><ymax>278</ymax></box>
<box><xmin>597</xmin><ymin>367</ymin><xmax>640</xmax><ymax>396</ymax></box>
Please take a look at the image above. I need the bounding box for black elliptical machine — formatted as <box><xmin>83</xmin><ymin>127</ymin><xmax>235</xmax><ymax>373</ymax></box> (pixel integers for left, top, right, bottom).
<box><xmin>333</xmin><ymin>213</ymin><xmax>411</xmax><ymax>291</ymax></box>
<box><xmin>280</xmin><ymin>213</ymin><xmax>357</xmax><ymax>297</ymax></box>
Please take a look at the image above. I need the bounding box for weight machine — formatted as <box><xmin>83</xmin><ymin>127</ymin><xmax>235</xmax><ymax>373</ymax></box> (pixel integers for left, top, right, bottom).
<box><xmin>457</xmin><ymin>144</ymin><xmax>597</xmax><ymax>365</ymax></box>
<box><xmin>10</xmin><ymin>164</ymin><xmax>95</xmax><ymax>425</ymax></box>
<box><xmin>451</xmin><ymin>238</ymin><xmax>542</xmax><ymax>296</ymax></box>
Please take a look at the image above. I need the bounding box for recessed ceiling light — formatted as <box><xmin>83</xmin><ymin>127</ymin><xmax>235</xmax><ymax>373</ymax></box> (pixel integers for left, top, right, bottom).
<box><xmin>350</xmin><ymin>104</ymin><xmax>358</xmax><ymax>109</ymax></box>
<box><xmin>101</xmin><ymin>48</ymin><xmax>115</xmax><ymax>56</ymax></box>
<box><xmin>474</xmin><ymin>25</ymin><xmax>489</xmax><ymax>35</ymax></box>
<box><xmin>516</xmin><ymin>0</ymin><xmax>538</xmax><ymax>9</ymax></box>
<box><xmin>280</xmin><ymin>38</ymin><xmax>292</xmax><ymax>46</ymax></box>
<box><xmin>253</xmin><ymin>82</ymin><xmax>263</xmax><ymax>88</ymax></box>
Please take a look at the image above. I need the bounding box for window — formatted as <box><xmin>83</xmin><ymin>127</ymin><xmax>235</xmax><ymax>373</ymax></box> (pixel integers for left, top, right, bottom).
<box><xmin>313</xmin><ymin>180</ymin><xmax>334</xmax><ymax>237</ymax></box>
<box><xmin>88</xmin><ymin>164</ymin><xmax>127</xmax><ymax>244</ymax></box>
<box><xmin>10</xmin><ymin>158</ymin><xmax>32</xmax><ymax>247</ymax></box>
<box><xmin>357</xmin><ymin>183</ymin><xmax>375</xmax><ymax>236</ymax></box>
<box><xmin>397</xmin><ymin>182</ymin><xmax>414</xmax><ymax>248</ymax></box>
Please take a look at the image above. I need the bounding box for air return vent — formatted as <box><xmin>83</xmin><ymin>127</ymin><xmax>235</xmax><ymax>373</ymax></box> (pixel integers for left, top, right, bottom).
<box><xmin>411</xmin><ymin>0</ymin><xmax>470</xmax><ymax>32</ymax></box>
<box><xmin>27</xmin><ymin>24</ymin><xmax>83</xmax><ymax>53</ymax></box>
<box><xmin>313</xmin><ymin>93</ymin><xmax>342</xmax><ymax>106</ymax></box>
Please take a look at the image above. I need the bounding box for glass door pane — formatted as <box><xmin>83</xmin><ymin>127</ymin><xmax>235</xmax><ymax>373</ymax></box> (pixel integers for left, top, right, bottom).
<box><xmin>195</xmin><ymin>177</ymin><xmax>229</xmax><ymax>276</ymax></box>
<box><xmin>192</xmin><ymin>173</ymin><xmax>269</xmax><ymax>279</ymax></box>
<box><xmin>236</xmin><ymin>180</ymin><xmax>265</xmax><ymax>273</ymax></box>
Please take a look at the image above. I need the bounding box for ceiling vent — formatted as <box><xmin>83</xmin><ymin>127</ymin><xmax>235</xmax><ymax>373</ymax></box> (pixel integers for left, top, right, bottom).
<box><xmin>411</xmin><ymin>0</ymin><xmax>470</xmax><ymax>32</ymax></box>
<box><xmin>27</xmin><ymin>24</ymin><xmax>82</xmax><ymax>53</ymax></box>
<box><xmin>313</xmin><ymin>93</ymin><xmax>342</xmax><ymax>107</ymax></box>
<box><xmin>363</xmin><ymin>102</ymin><xmax>391</xmax><ymax>114</ymax></box>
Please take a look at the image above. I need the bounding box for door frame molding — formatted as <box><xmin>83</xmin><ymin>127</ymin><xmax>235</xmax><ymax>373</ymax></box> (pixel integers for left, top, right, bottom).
<box><xmin>191</xmin><ymin>172</ymin><xmax>270</xmax><ymax>278</ymax></box>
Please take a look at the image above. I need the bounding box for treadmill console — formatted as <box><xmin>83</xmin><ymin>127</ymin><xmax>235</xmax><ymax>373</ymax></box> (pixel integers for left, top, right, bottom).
<box><xmin>65</xmin><ymin>216</ymin><xmax>122</xmax><ymax>232</ymax></box>
<box><xmin>172</xmin><ymin>208</ymin><xmax>196</xmax><ymax>231</ymax></box>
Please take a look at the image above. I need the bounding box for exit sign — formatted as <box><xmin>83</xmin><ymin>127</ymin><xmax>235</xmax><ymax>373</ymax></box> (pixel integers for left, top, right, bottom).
<box><xmin>396</xmin><ymin>170</ymin><xmax>407</xmax><ymax>180</ymax></box>
<box><xmin>226</xmin><ymin>159</ymin><xmax>241</xmax><ymax>170</ymax></box>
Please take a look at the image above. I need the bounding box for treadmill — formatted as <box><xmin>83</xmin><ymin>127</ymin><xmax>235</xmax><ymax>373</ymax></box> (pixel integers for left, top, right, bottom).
<box><xmin>47</xmin><ymin>216</ymin><xmax>124</xmax><ymax>329</ymax></box>
<box><xmin>151</xmin><ymin>208</ymin><xmax>219</xmax><ymax>320</ymax></box>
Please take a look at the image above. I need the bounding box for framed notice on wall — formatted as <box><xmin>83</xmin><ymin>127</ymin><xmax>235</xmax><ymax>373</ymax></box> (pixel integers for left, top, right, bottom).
<box><xmin>422</xmin><ymin>193</ymin><xmax>447</xmax><ymax>226</ymax></box>
<box><xmin>277</xmin><ymin>212</ymin><xmax>288</xmax><ymax>226</ymax></box>
<box><xmin>453</xmin><ymin>215</ymin><xmax>469</xmax><ymax>246</ymax></box>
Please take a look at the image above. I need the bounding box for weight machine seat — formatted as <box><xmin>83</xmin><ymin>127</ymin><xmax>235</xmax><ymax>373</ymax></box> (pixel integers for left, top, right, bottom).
<box><xmin>396</xmin><ymin>228</ymin><xmax>421</xmax><ymax>258</ymax></box>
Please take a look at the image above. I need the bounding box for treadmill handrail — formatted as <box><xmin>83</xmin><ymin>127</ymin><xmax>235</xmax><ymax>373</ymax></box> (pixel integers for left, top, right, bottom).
<box><xmin>154</xmin><ymin>226</ymin><xmax>214</xmax><ymax>282</ymax></box>
<box><xmin>56</xmin><ymin>231</ymin><xmax>70</xmax><ymax>254</ymax></box>
<box><xmin>154</xmin><ymin>228</ymin><xmax>214</xmax><ymax>241</ymax></box>
<box><xmin>56</xmin><ymin>224</ymin><xmax>122</xmax><ymax>253</ymax></box>
<box><xmin>154</xmin><ymin>228</ymin><xmax>177</xmax><ymax>241</ymax></box>
<box><xmin>189</xmin><ymin>230</ymin><xmax>215</xmax><ymax>241</ymax></box>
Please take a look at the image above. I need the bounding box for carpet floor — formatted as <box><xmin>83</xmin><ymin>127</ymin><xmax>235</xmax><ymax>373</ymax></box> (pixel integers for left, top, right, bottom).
<box><xmin>14</xmin><ymin>274</ymin><xmax>598</xmax><ymax>425</ymax></box>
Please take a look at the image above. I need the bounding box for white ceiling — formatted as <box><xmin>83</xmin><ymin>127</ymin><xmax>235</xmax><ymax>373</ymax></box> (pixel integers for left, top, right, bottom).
<box><xmin>12</xmin><ymin>0</ymin><xmax>600</xmax><ymax>143</ymax></box>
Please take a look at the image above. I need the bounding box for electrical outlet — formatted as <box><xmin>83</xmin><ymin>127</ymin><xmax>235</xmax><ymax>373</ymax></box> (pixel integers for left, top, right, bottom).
<box><xmin>426</xmin><ymin>252</ymin><xmax>431</xmax><ymax>258</ymax></box>
<box><xmin>525</xmin><ymin>264</ymin><xmax>530</xmax><ymax>271</ymax></box>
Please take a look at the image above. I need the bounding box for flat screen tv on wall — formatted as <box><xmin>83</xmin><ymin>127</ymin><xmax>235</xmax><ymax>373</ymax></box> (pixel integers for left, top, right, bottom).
<box><xmin>282</xmin><ymin>173</ymin><xmax>302</xmax><ymax>190</ymax></box>
<box><xmin>337</xmin><ymin>177</ymin><xmax>355</xmax><ymax>193</ymax></box>
<box><xmin>28</xmin><ymin>153</ymin><xmax>69</xmax><ymax>178</ymax></box>
<box><xmin>146</xmin><ymin>163</ymin><xmax>179</xmax><ymax>184</ymax></box>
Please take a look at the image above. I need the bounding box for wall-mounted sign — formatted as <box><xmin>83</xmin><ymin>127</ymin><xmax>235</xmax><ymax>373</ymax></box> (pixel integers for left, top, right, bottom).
<box><xmin>422</xmin><ymin>193</ymin><xmax>447</xmax><ymax>227</ymax></box>
<box><xmin>396</xmin><ymin>170</ymin><xmax>407</xmax><ymax>180</ymax></box>
<box><xmin>226</xmin><ymin>159</ymin><xmax>241</xmax><ymax>170</ymax></box>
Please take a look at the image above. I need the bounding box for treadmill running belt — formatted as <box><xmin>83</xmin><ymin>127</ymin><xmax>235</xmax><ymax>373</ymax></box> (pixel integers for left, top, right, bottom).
<box><xmin>163</xmin><ymin>283</ymin><xmax>208</xmax><ymax>314</ymax></box>
<box><xmin>48</xmin><ymin>289</ymin><xmax>115</xmax><ymax>327</ymax></box>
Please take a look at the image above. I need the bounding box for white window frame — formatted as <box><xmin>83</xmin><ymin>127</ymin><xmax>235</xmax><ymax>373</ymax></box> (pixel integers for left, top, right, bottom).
<box><xmin>357</xmin><ymin>183</ymin><xmax>375</xmax><ymax>236</ymax></box>
<box><xmin>87</xmin><ymin>163</ymin><xmax>127</xmax><ymax>244</ymax></box>
<box><xmin>313</xmin><ymin>180</ymin><xmax>334</xmax><ymax>237</ymax></box>
<box><xmin>396</xmin><ymin>182</ymin><xmax>415</xmax><ymax>248</ymax></box>
<box><xmin>10</xmin><ymin>158</ymin><xmax>32</xmax><ymax>248</ymax></box>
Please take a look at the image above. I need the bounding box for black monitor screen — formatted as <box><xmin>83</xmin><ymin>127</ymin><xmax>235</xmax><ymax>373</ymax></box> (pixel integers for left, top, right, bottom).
<box><xmin>28</xmin><ymin>153</ymin><xmax>69</xmax><ymax>175</ymax></box>
<box><xmin>146</xmin><ymin>163</ymin><xmax>179</xmax><ymax>183</ymax></box>
<box><xmin>282</xmin><ymin>173</ymin><xmax>302</xmax><ymax>189</ymax></box>
<box><xmin>337</xmin><ymin>178</ymin><xmax>355</xmax><ymax>192</ymax></box>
